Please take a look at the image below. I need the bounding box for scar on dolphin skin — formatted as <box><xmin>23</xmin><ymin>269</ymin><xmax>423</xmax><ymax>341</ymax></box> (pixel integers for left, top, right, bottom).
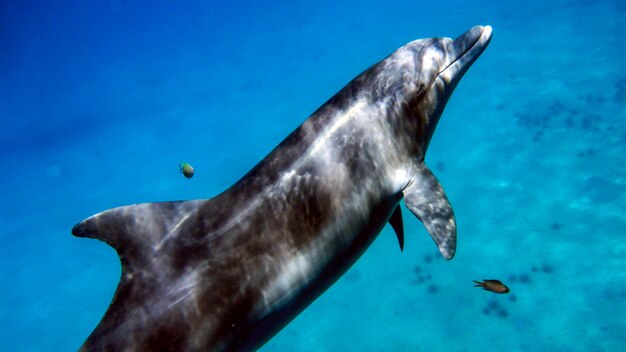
<box><xmin>72</xmin><ymin>25</ymin><xmax>493</xmax><ymax>351</ymax></box>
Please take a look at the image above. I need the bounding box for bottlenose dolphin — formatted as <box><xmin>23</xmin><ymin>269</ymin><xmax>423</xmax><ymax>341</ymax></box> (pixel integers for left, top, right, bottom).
<box><xmin>73</xmin><ymin>25</ymin><xmax>493</xmax><ymax>351</ymax></box>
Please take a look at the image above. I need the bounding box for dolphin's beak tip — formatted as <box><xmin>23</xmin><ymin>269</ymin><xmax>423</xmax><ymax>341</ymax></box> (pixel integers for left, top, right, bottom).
<box><xmin>482</xmin><ymin>25</ymin><xmax>493</xmax><ymax>37</ymax></box>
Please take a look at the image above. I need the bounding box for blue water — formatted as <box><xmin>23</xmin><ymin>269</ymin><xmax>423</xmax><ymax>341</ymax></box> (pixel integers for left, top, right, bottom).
<box><xmin>1</xmin><ymin>0</ymin><xmax>625</xmax><ymax>351</ymax></box>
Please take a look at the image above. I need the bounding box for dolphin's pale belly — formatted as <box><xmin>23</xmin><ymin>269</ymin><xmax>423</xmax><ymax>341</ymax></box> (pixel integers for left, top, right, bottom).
<box><xmin>72</xmin><ymin>25</ymin><xmax>492</xmax><ymax>351</ymax></box>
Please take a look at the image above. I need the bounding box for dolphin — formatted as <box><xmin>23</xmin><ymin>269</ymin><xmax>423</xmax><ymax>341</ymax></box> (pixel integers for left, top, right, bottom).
<box><xmin>72</xmin><ymin>25</ymin><xmax>493</xmax><ymax>351</ymax></box>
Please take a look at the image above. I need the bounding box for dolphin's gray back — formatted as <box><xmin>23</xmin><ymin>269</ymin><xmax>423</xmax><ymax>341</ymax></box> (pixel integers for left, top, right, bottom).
<box><xmin>74</xmin><ymin>72</ymin><xmax>410</xmax><ymax>351</ymax></box>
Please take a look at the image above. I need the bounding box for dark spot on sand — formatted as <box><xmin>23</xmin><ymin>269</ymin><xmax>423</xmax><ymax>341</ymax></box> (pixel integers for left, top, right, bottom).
<box><xmin>549</xmin><ymin>101</ymin><xmax>565</xmax><ymax>114</ymax></box>
<box><xmin>413</xmin><ymin>266</ymin><xmax>422</xmax><ymax>274</ymax></box>
<box><xmin>435</xmin><ymin>161</ymin><xmax>445</xmax><ymax>172</ymax></box>
<box><xmin>519</xmin><ymin>273</ymin><xmax>531</xmax><ymax>283</ymax></box>
<box><xmin>515</xmin><ymin>113</ymin><xmax>545</xmax><ymax>128</ymax></box>
<box><xmin>487</xmin><ymin>299</ymin><xmax>500</xmax><ymax>310</ymax></box>
<box><xmin>496</xmin><ymin>309</ymin><xmax>509</xmax><ymax>318</ymax></box>
<box><xmin>583</xmin><ymin>93</ymin><xmax>596</xmax><ymax>103</ymax></box>
<box><xmin>581</xmin><ymin>115</ymin><xmax>594</xmax><ymax>130</ymax></box>
<box><xmin>550</xmin><ymin>223</ymin><xmax>563</xmax><ymax>231</ymax></box>
<box><xmin>531</xmin><ymin>266</ymin><xmax>538</xmax><ymax>273</ymax></box>
<box><xmin>508</xmin><ymin>274</ymin><xmax>517</xmax><ymax>282</ymax></box>
<box><xmin>424</xmin><ymin>254</ymin><xmax>433</xmax><ymax>263</ymax></box>
<box><xmin>427</xmin><ymin>285</ymin><xmax>438</xmax><ymax>294</ymax></box>
<box><xmin>509</xmin><ymin>294</ymin><xmax>517</xmax><ymax>302</ymax></box>
<box><xmin>542</xmin><ymin>264</ymin><xmax>554</xmax><ymax>274</ymax></box>
<box><xmin>483</xmin><ymin>308</ymin><xmax>490</xmax><ymax>315</ymax></box>
<box><xmin>615</xmin><ymin>78</ymin><xmax>626</xmax><ymax>100</ymax></box>
<box><xmin>584</xmin><ymin>175</ymin><xmax>622</xmax><ymax>203</ymax></box>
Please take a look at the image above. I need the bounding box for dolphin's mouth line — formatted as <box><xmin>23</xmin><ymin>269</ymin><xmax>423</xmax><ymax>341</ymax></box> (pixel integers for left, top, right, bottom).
<box><xmin>436</xmin><ymin>26</ymin><xmax>491</xmax><ymax>79</ymax></box>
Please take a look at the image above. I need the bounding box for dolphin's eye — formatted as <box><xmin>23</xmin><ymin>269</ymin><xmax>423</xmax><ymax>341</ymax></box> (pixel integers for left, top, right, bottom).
<box><xmin>416</xmin><ymin>82</ymin><xmax>426</xmax><ymax>96</ymax></box>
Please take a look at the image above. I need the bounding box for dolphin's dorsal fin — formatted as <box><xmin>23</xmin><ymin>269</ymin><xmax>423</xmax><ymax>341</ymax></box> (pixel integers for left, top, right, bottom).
<box><xmin>388</xmin><ymin>205</ymin><xmax>405</xmax><ymax>251</ymax></box>
<box><xmin>72</xmin><ymin>200</ymin><xmax>204</xmax><ymax>261</ymax></box>
<box><xmin>71</xmin><ymin>200</ymin><xmax>206</xmax><ymax>349</ymax></box>
<box><xmin>403</xmin><ymin>163</ymin><xmax>456</xmax><ymax>260</ymax></box>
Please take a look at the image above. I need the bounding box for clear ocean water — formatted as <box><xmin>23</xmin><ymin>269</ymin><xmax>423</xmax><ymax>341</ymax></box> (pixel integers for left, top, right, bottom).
<box><xmin>1</xmin><ymin>1</ymin><xmax>625</xmax><ymax>351</ymax></box>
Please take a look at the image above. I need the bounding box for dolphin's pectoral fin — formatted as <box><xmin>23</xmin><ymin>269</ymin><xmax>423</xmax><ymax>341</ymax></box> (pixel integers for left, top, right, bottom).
<box><xmin>403</xmin><ymin>163</ymin><xmax>456</xmax><ymax>260</ymax></box>
<box><xmin>72</xmin><ymin>200</ymin><xmax>205</xmax><ymax>263</ymax></box>
<box><xmin>388</xmin><ymin>205</ymin><xmax>405</xmax><ymax>251</ymax></box>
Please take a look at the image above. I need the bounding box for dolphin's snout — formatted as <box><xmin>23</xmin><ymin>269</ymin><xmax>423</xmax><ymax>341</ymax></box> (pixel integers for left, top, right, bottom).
<box><xmin>435</xmin><ymin>25</ymin><xmax>493</xmax><ymax>87</ymax></box>
<box><xmin>450</xmin><ymin>25</ymin><xmax>493</xmax><ymax>66</ymax></box>
<box><xmin>453</xmin><ymin>25</ymin><xmax>491</xmax><ymax>52</ymax></box>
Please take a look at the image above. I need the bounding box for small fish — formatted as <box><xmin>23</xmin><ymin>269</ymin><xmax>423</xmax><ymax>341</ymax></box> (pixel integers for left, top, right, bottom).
<box><xmin>179</xmin><ymin>162</ymin><xmax>194</xmax><ymax>179</ymax></box>
<box><xmin>473</xmin><ymin>279</ymin><xmax>510</xmax><ymax>294</ymax></box>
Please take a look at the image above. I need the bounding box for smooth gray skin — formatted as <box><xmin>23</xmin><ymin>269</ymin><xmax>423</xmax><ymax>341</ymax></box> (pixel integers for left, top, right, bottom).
<box><xmin>73</xmin><ymin>25</ymin><xmax>492</xmax><ymax>351</ymax></box>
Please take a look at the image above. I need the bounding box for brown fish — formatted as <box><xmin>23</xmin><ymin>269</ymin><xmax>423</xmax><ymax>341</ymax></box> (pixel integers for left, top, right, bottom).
<box><xmin>473</xmin><ymin>279</ymin><xmax>510</xmax><ymax>294</ymax></box>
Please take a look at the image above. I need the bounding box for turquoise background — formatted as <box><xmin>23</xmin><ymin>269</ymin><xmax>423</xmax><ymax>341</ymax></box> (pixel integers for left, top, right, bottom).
<box><xmin>1</xmin><ymin>1</ymin><xmax>624</xmax><ymax>350</ymax></box>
